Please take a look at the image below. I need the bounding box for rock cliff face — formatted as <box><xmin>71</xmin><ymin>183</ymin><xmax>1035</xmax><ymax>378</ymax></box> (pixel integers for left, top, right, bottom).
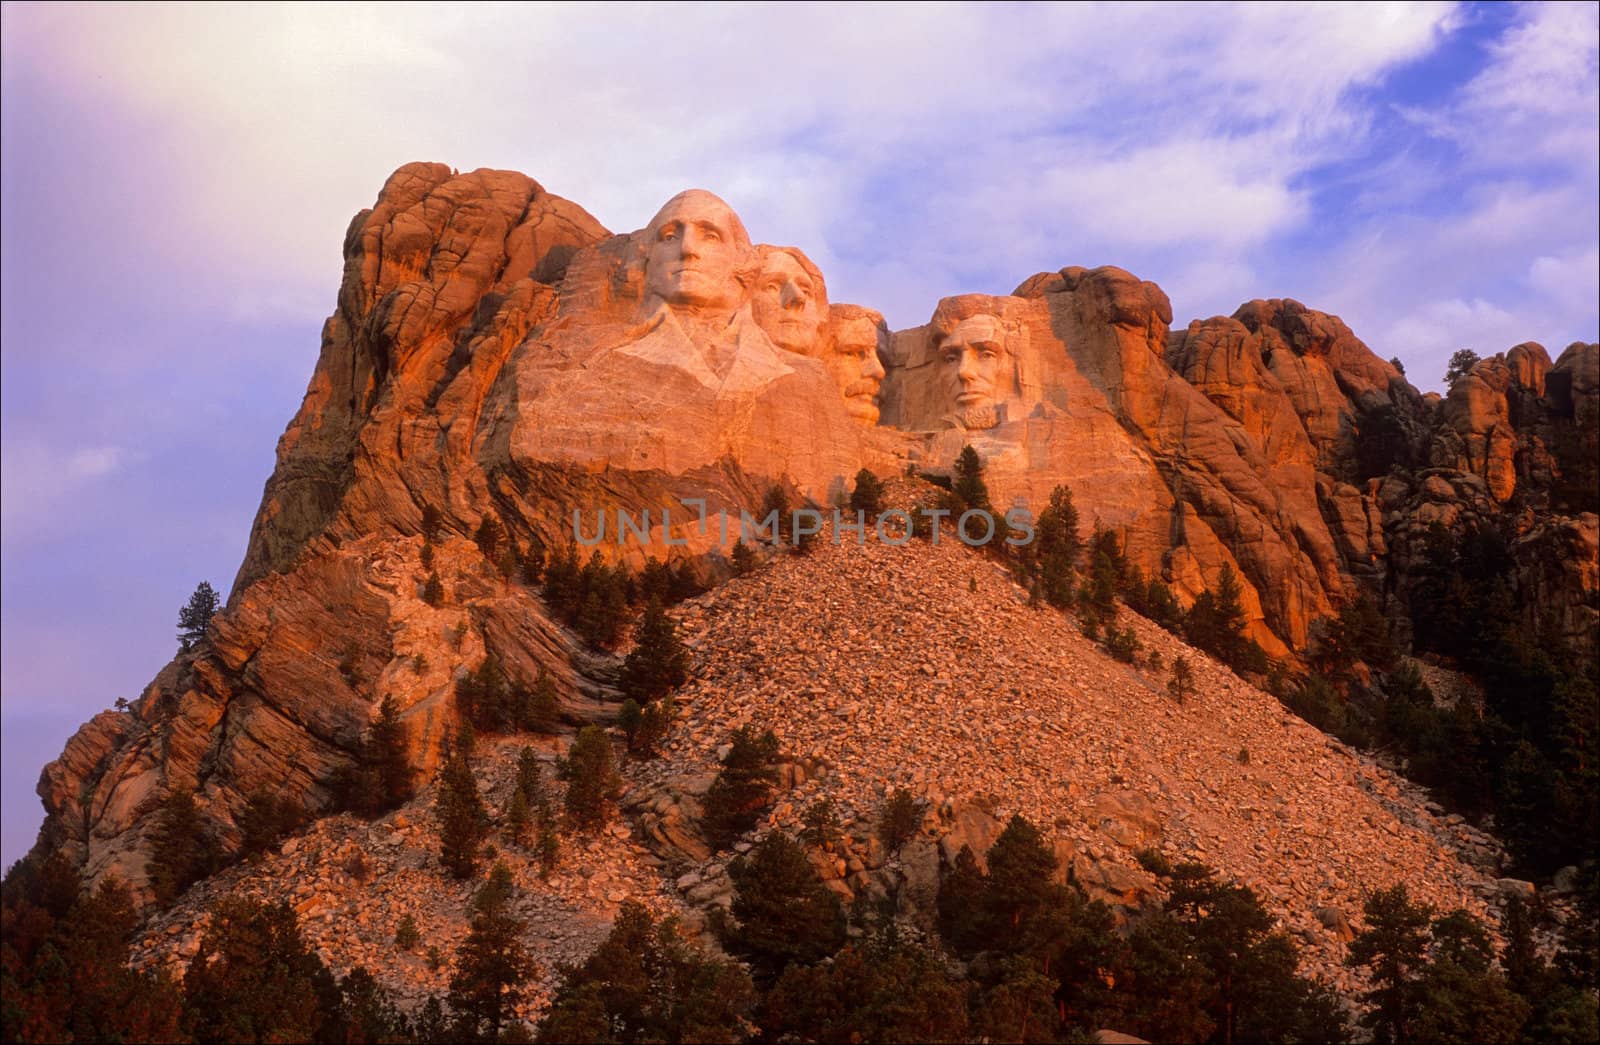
<box><xmin>31</xmin><ymin>164</ymin><xmax>1599</xmax><ymax>903</ymax></box>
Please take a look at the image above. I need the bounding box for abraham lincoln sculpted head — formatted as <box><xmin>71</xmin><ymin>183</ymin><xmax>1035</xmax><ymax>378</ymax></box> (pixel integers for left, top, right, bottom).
<box><xmin>932</xmin><ymin>296</ymin><xmax>1025</xmax><ymax>430</ymax></box>
<box><xmin>642</xmin><ymin>189</ymin><xmax>753</xmax><ymax>316</ymax></box>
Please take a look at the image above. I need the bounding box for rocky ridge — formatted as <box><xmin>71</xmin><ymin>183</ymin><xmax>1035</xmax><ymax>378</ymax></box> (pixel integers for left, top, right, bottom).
<box><xmin>26</xmin><ymin>163</ymin><xmax>1597</xmax><ymax>987</ymax></box>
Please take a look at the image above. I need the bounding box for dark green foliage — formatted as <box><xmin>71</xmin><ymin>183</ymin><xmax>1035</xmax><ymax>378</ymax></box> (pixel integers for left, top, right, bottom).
<box><xmin>449</xmin><ymin>869</ymin><xmax>538</xmax><ymax>1039</ymax></box>
<box><xmin>369</xmin><ymin>694</ymin><xmax>414</xmax><ymax>810</ymax></box>
<box><xmin>702</xmin><ymin>726</ymin><xmax>782</xmax><ymax>848</ymax></box>
<box><xmin>730</xmin><ymin>539</ymin><xmax>757</xmax><ymax>576</ymax></box>
<box><xmin>1558</xmin><ymin>864</ymin><xmax>1599</xmax><ymax>989</ymax></box>
<box><xmin>1</xmin><ymin>871</ymin><xmax>187</xmax><ymax>1044</ymax></box>
<box><xmin>420</xmin><ymin>541</ymin><xmax>435</xmax><ymax>570</ymax></box>
<box><xmin>1444</xmin><ymin>348</ymin><xmax>1480</xmax><ymax>386</ymax></box>
<box><xmin>972</xmin><ymin>955</ymin><xmax>1058</xmax><ymax>1043</ymax></box>
<box><xmin>1143</xmin><ymin>577</ymin><xmax>1184</xmax><ymax>631</ymax></box>
<box><xmin>538</xmin><ymin>900</ymin><xmax>755</xmax><ymax>1044</ymax></box>
<box><xmin>1347</xmin><ymin>885</ymin><xmax>1434</xmax><ymax>1043</ymax></box>
<box><xmin>1140</xmin><ymin>863</ymin><xmax>1347</xmax><ymax>1045</ymax></box>
<box><xmin>936</xmin><ymin>844</ymin><xmax>987</xmax><ymax>954</ymax></box>
<box><xmin>877</xmin><ymin>788</ymin><xmax>922</xmax><ymax>852</ymax></box>
<box><xmin>520</xmin><ymin>542</ymin><xmax>546</xmax><ymax>585</ymax></box>
<box><xmin>849</xmin><ymin>467</ymin><xmax>886</xmax><ymax>518</ymax></box>
<box><xmin>800</xmin><ymin>797</ymin><xmax>843</xmax><ymax>850</ymax></box>
<box><xmin>619</xmin><ymin>597</ymin><xmax>689</xmax><ymax>705</ymax></box>
<box><xmin>724</xmin><ymin>832</ymin><xmax>846</xmax><ymax>981</ymax></box>
<box><xmin>1167</xmin><ymin>656</ymin><xmax>1194</xmax><ymax>704</ymax></box>
<box><xmin>1104</xmin><ymin>624</ymin><xmax>1139</xmax><ymax>662</ymax></box>
<box><xmin>1184</xmin><ymin>563</ymin><xmax>1270</xmax><ymax>675</ymax></box>
<box><xmin>759</xmin><ymin>484</ymin><xmax>792</xmax><ymax>545</ymax></box>
<box><xmin>147</xmin><ymin>790</ymin><xmax>221</xmax><ymax>906</ymax></box>
<box><xmin>473</xmin><ymin>514</ymin><xmax>503</xmax><ymax>560</ymax></box>
<box><xmin>421</xmin><ymin>504</ymin><xmax>444</xmax><ymax>543</ymax></box>
<box><xmin>761</xmin><ymin>935</ymin><xmax>969</xmax><ymax>1043</ymax></box>
<box><xmin>524</xmin><ymin>669</ymin><xmax>561</xmax><ymax>733</ymax></box>
<box><xmin>1411</xmin><ymin>909</ymin><xmax>1529</xmax><ymax>1043</ymax></box>
<box><xmin>395</xmin><ymin>913</ymin><xmax>421</xmax><ymax>951</ymax></box>
<box><xmin>435</xmin><ymin>745</ymin><xmax>488</xmax><ymax>879</ymax></box>
<box><xmin>422</xmin><ymin>570</ymin><xmax>444</xmax><ymax>606</ymax></box>
<box><xmin>543</xmin><ymin>547</ymin><xmax>631</xmax><ymax>648</ymax></box>
<box><xmin>330</xmin><ymin>694</ymin><xmax>415</xmax><ymax>820</ymax></box>
<box><xmin>505</xmin><ymin>788</ymin><xmax>532</xmax><ymax>848</ymax></box>
<box><xmin>952</xmin><ymin>444</ymin><xmax>993</xmax><ymax>515</ymax></box>
<box><xmin>237</xmin><ymin>789</ymin><xmax>304</xmax><ymax>859</ymax></box>
<box><xmin>455</xmin><ymin>654</ymin><xmax>519</xmax><ymax>735</ymax></box>
<box><xmin>177</xmin><ymin>579</ymin><xmax>221</xmax><ymax>652</ymax></box>
<box><xmin>562</xmin><ymin>726</ymin><xmax>620</xmax><ymax>831</ymax></box>
<box><xmin>183</xmin><ymin>896</ymin><xmax>339</xmax><ymax>1044</ymax></box>
<box><xmin>1402</xmin><ymin>519</ymin><xmax>1598</xmax><ymax>871</ymax></box>
<box><xmin>329</xmin><ymin>966</ymin><xmax>412</xmax><ymax>1043</ymax></box>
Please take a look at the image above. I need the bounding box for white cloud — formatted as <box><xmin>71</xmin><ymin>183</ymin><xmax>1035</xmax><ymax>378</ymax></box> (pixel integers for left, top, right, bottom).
<box><xmin>1</xmin><ymin>442</ymin><xmax>142</xmax><ymax>537</ymax></box>
<box><xmin>1382</xmin><ymin>296</ymin><xmax>1523</xmax><ymax>365</ymax></box>
<box><xmin>1</xmin><ymin>3</ymin><xmax>1463</xmax><ymax>328</ymax></box>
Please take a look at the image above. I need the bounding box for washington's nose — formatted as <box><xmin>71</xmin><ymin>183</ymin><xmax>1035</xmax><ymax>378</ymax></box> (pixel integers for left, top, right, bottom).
<box><xmin>780</xmin><ymin>281</ymin><xmax>805</xmax><ymax>309</ymax></box>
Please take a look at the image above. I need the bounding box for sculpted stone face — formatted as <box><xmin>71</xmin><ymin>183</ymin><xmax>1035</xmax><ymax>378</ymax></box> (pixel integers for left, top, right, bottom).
<box><xmin>752</xmin><ymin>249</ymin><xmax>826</xmax><ymax>355</ymax></box>
<box><xmin>940</xmin><ymin>314</ymin><xmax>1010</xmax><ymax>429</ymax></box>
<box><xmin>827</xmin><ymin>312</ymin><xmax>888</xmax><ymax>424</ymax></box>
<box><xmin>643</xmin><ymin>190</ymin><xmax>750</xmax><ymax>314</ymax></box>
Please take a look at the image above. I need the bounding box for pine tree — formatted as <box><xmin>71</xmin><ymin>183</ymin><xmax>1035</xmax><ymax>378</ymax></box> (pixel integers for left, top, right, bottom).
<box><xmin>539</xmin><ymin>900</ymin><xmax>755</xmax><ymax>1043</ymax></box>
<box><xmin>435</xmin><ymin>747</ymin><xmax>487</xmax><ymax>879</ymax></box>
<box><xmin>448</xmin><ymin>870</ymin><xmax>538</xmax><ymax>1039</ymax></box>
<box><xmin>147</xmin><ymin>790</ymin><xmax>220</xmax><ymax>906</ymax></box>
<box><xmin>953</xmin><ymin>445</ymin><xmax>993</xmax><ymax>515</ymax></box>
<box><xmin>394</xmin><ymin>914</ymin><xmax>421</xmax><ymax>951</ymax></box>
<box><xmin>505</xmin><ymin>789</ymin><xmax>532</xmax><ymax>847</ymax></box>
<box><xmin>520</xmin><ymin>669</ymin><xmax>561</xmax><ymax>733</ymax></box>
<box><xmin>421</xmin><ymin>505</ymin><xmax>444</xmax><ymax>543</ymax></box>
<box><xmin>703</xmin><ymin>726</ymin><xmax>781</xmax><ymax>848</ymax></box>
<box><xmin>619</xmin><ymin>597</ymin><xmax>690</xmax><ymax>704</ymax></box>
<box><xmin>368</xmin><ymin>695</ymin><xmax>413</xmax><ymax>810</ymax></box>
<box><xmin>515</xmin><ymin>746</ymin><xmax>544</xmax><ymax>807</ymax></box>
<box><xmin>237</xmin><ymin>790</ymin><xmax>303</xmax><ymax>859</ymax></box>
<box><xmin>1035</xmin><ymin>484</ymin><xmax>1082</xmax><ymax>608</ymax></box>
<box><xmin>849</xmin><ymin>468</ymin><xmax>886</xmax><ymax>518</ymax></box>
<box><xmin>725</xmin><ymin>832</ymin><xmax>845</xmax><ymax>980</ymax></box>
<box><xmin>937</xmin><ymin>844</ymin><xmax>988</xmax><ymax>955</ymax></box>
<box><xmin>1444</xmin><ymin>348</ymin><xmax>1481</xmax><ymax>386</ymax></box>
<box><xmin>423</xmin><ymin>571</ymin><xmax>444</xmax><ymax>606</ymax></box>
<box><xmin>562</xmin><ymin>726</ymin><xmax>620</xmax><ymax>831</ymax></box>
<box><xmin>877</xmin><ymin>788</ymin><xmax>922</xmax><ymax>852</ymax></box>
<box><xmin>731</xmin><ymin>539</ymin><xmax>757</xmax><ymax>576</ymax></box>
<box><xmin>759</xmin><ymin>485</ymin><xmax>791</xmax><ymax>545</ymax></box>
<box><xmin>177</xmin><ymin>581</ymin><xmax>221</xmax><ymax>653</ymax></box>
<box><xmin>1167</xmin><ymin>656</ymin><xmax>1194</xmax><ymax>705</ymax></box>
<box><xmin>1348</xmin><ymin>884</ymin><xmax>1433</xmax><ymax>1044</ymax></box>
<box><xmin>183</xmin><ymin>897</ymin><xmax>336</xmax><ymax>1044</ymax></box>
<box><xmin>473</xmin><ymin>514</ymin><xmax>503</xmax><ymax>560</ymax></box>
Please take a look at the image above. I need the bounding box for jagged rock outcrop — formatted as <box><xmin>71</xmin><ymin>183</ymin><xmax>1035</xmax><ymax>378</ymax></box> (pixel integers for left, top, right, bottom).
<box><xmin>29</xmin><ymin>164</ymin><xmax>1599</xmax><ymax>909</ymax></box>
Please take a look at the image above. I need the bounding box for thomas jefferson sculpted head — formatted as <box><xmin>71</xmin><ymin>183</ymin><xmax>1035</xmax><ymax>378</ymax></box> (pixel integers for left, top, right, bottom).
<box><xmin>751</xmin><ymin>246</ymin><xmax>828</xmax><ymax>355</ymax></box>
<box><xmin>642</xmin><ymin>190</ymin><xmax>753</xmax><ymax>315</ymax></box>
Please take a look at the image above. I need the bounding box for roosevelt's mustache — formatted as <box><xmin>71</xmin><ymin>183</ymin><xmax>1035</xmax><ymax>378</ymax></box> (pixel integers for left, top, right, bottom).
<box><xmin>843</xmin><ymin>379</ymin><xmax>880</xmax><ymax>398</ymax></box>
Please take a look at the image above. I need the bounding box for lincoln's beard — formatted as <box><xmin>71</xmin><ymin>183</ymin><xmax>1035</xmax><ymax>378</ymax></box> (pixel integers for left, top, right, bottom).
<box><xmin>959</xmin><ymin>403</ymin><xmax>1000</xmax><ymax>429</ymax></box>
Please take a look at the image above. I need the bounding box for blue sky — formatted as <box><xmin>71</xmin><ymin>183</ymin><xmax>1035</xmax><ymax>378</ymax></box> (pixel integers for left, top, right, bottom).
<box><xmin>2</xmin><ymin>2</ymin><xmax>1596</xmax><ymax>865</ymax></box>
